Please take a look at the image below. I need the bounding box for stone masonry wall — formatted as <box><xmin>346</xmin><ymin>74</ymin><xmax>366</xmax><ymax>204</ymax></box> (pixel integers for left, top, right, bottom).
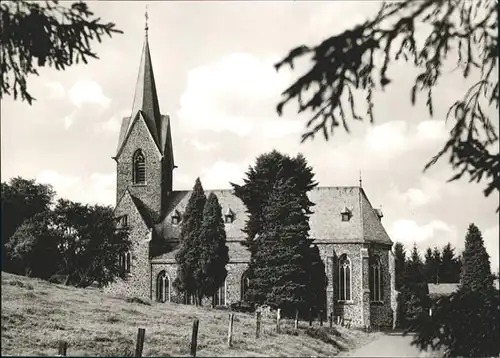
<box><xmin>116</xmin><ymin>115</ymin><xmax>163</xmax><ymax>222</ymax></box>
<box><xmin>103</xmin><ymin>192</ymin><xmax>151</xmax><ymax>299</ymax></box>
<box><xmin>151</xmin><ymin>262</ymin><xmax>248</xmax><ymax>306</ymax></box>
<box><xmin>369</xmin><ymin>244</ymin><xmax>395</xmax><ymax>329</ymax></box>
<box><xmin>317</xmin><ymin>243</ymin><xmax>366</xmax><ymax>328</ymax></box>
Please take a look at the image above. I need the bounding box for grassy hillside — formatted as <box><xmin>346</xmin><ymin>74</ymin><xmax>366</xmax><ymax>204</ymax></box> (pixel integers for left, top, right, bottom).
<box><xmin>1</xmin><ymin>272</ymin><xmax>377</xmax><ymax>357</ymax></box>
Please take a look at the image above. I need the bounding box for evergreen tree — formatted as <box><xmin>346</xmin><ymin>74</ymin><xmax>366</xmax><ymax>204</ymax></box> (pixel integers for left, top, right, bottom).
<box><xmin>174</xmin><ymin>178</ymin><xmax>206</xmax><ymax>305</ymax></box>
<box><xmin>424</xmin><ymin>247</ymin><xmax>434</xmax><ymax>284</ymax></box>
<box><xmin>406</xmin><ymin>243</ymin><xmax>426</xmax><ymax>284</ymax></box>
<box><xmin>413</xmin><ymin>224</ymin><xmax>500</xmax><ymax>357</ymax></box>
<box><xmin>197</xmin><ymin>193</ymin><xmax>229</xmax><ymax>305</ymax></box>
<box><xmin>306</xmin><ymin>243</ymin><xmax>328</xmax><ymax>318</ymax></box>
<box><xmin>431</xmin><ymin>247</ymin><xmax>441</xmax><ymax>284</ymax></box>
<box><xmin>232</xmin><ymin>150</ymin><xmax>317</xmax><ymax>248</ymax></box>
<box><xmin>440</xmin><ymin>243</ymin><xmax>460</xmax><ymax>283</ymax></box>
<box><xmin>393</xmin><ymin>242</ymin><xmax>406</xmax><ymax>290</ymax></box>
<box><xmin>237</xmin><ymin>151</ymin><xmax>318</xmax><ymax>317</ymax></box>
<box><xmin>460</xmin><ymin>223</ymin><xmax>494</xmax><ymax>292</ymax></box>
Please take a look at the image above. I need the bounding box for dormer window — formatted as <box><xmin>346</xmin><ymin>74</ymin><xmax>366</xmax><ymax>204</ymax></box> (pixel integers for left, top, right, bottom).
<box><xmin>224</xmin><ymin>208</ymin><xmax>235</xmax><ymax>224</ymax></box>
<box><xmin>341</xmin><ymin>206</ymin><xmax>352</xmax><ymax>222</ymax></box>
<box><xmin>171</xmin><ymin>210</ymin><xmax>181</xmax><ymax>225</ymax></box>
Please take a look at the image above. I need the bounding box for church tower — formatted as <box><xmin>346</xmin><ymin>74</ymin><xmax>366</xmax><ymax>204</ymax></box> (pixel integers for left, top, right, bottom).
<box><xmin>113</xmin><ymin>19</ymin><xmax>175</xmax><ymax>223</ymax></box>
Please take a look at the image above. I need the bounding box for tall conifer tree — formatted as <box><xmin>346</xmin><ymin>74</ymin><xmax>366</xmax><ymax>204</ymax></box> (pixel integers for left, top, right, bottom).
<box><xmin>393</xmin><ymin>242</ymin><xmax>406</xmax><ymax>291</ymax></box>
<box><xmin>174</xmin><ymin>178</ymin><xmax>206</xmax><ymax>304</ymax></box>
<box><xmin>197</xmin><ymin>193</ymin><xmax>229</xmax><ymax>305</ymax></box>
<box><xmin>234</xmin><ymin>151</ymin><xmax>320</xmax><ymax>316</ymax></box>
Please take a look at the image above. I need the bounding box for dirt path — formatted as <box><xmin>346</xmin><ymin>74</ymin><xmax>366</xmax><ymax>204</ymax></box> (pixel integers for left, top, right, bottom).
<box><xmin>341</xmin><ymin>332</ymin><xmax>442</xmax><ymax>357</ymax></box>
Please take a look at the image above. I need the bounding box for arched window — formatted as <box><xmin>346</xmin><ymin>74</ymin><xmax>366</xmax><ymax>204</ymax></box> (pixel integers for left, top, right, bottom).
<box><xmin>241</xmin><ymin>271</ymin><xmax>250</xmax><ymax>301</ymax></box>
<box><xmin>213</xmin><ymin>280</ymin><xmax>227</xmax><ymax>306</ymax></box>
<box><xmin>370</xmin><ymin>256</ymin><xmax>382</xmax><ymax>302</ymax></box>
<box><xmin>119</xmin><ymin>251</ymin><xmax>131</xmax><ymax>273</ymax></box>
<box><xmin>338</xmin><ymin>254</ymin><xmax>351</xmax><ymax>301</ymax></box>
<box><xmin>133</xmin><ymin>150</ymin><xmax>146</xmax><ymax>184</ymax></box>
<box><xmin>157</xmin><ymin>271</ymin><xmax>171</xmax><ymax>303</ymax></box>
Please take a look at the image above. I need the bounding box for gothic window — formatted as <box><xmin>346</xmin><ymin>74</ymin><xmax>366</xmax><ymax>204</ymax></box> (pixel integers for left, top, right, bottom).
<box><xmin>119</xmin><ymin>251</ymin><xmax>131</xmax><ymax>274</ymax></box>
<box><xmin>157</xmin><ymin>271</ymin><xmax>171</xmax><ymax>303</ymax></box>
<box><xmin>133</xmin><ymin>149</ymin><xmax>146</xmax><ymax>184</ymax></box>
<box><xmin>213</xmin><ymin>280</ymin><xmax>227</xmax><ymax>306</ymax></box>
<box><xmin>338</xmin><ymin>254</ymin><xmax>351</xmax><ymax>301</ymax></box>
<box><xmin>241</xmin><ymin>271</ymin><xmax>250</xmax><ymax>301</ymax></box>
<box><xmin>370</xmin><ymin>256</ymin><xmax>383</xmax><ymax>302</ymax></box>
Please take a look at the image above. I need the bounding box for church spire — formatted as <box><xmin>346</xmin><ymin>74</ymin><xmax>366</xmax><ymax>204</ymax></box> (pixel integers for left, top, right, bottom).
<box><xmin>129</xmin><ymin>9</ymin><xmax>162</xmax><ymax>149</ymax></box>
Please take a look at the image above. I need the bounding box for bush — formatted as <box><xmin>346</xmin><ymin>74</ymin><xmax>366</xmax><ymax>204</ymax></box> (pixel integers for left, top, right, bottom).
<box><xmin>230</xmin><ymin>301</ymin><xmax>255</xmax><ymax>314</ymax></box>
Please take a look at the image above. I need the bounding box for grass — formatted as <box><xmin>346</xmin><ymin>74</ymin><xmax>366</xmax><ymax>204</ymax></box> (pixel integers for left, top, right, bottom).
<box><xmin>1</xmin><ymin>272</ymin><xmax>378</xmax><ymax>357</ymax></box>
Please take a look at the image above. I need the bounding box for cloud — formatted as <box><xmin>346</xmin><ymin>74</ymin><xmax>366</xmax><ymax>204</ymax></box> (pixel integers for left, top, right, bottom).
<box><xmin>44</xmin><ymin>81</ymin><xmax>65</xmax><ymax>99</ymax></box>
<box><xmin>188</xmin><ymin>139</ymin><xmax>217</xmax><ymax>152</ymax></box>
<box><xmin>178</xmin><ymin>53</ymin><xmax>292</xmax><ymax>136</ymax></box>
<box><xmin>483</xmin><ymin>225</ymin><xmax>499</xmax><ymax>273</ymax></box>
<box><xmin>389</xmin><ymin>219</ymin><xmax>457</xmax><ymax>247</ymax></box>
<box><xmin>94</xmin><ymin>109</ymin><xmax>131</xmax><ymax>135</ymax></box>
<box><xmin>36</xmin><ymin>170</ymin><xmax>82</xmax><ymax>196</ymax></box>
<box><xmin>68</xmin><ymin>80</ymin><xmax>111</xmax><ymax>108</ymax></box>
<box><xmin>88</xmin><ymin>173</ymin><xmax>116</xmax><ymax>206</ymax></box>
<box><xmin>35</xmin><ymin>170</ymin><xmax>115</xmax><ymax>206</ymax></box>
<box><xmin>200</xmin><ymin>160</ymin><xmax>247</xmax><ymax>189</ymax></box>
<box><xmin>389</xmin><ymin>175</ymin><xmax>459</xmax><ymax>208</ymax></box>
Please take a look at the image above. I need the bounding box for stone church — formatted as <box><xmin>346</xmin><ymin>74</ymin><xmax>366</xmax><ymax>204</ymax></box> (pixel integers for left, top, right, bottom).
<box><xmin>104</xmin><ymin>29</ymin><xmax>398</xmax><ymax>329</ymax></box>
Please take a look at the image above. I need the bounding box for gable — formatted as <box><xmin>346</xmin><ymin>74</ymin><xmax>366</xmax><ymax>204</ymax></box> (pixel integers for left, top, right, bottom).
<box><xmin>360</xmin><ymin>189</ymin><xmax>392</xmax><ymax>245</ymax></box>
<box><xmin>115</xmin><ymin>111</ymin><xmax>161</xmax><ymax>161</ymax></box>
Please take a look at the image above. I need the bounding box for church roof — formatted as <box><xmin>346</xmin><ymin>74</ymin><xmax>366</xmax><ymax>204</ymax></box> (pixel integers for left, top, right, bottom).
<box><xmin>152</xmin><ymin>186</ymin><xmax>393</xmax><ymax>246</ymax></box>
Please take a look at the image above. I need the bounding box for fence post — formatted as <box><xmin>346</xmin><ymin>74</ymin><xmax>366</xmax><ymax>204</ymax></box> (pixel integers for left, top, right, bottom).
<box><xmin>58</xmin><ymin>341</ymin><xmax>67</xmax><ymax>356</ymax></box>
<box><xmin>228</xmin><ymin>313</ymin><xmax>234</xmax><ymax>348</ymax></box>
<box><xmin>191</xmin><ymin>319</ymin><xmax>199</xmax><ymax>357</ymax></box>
<box><xmin>329</xmin><ymin>312</ymin><xmax>333</xmax><ymax>328</ymax></box>
<box><xmin>309</xmin><ymin>308</ymin><xmax>312</xmax><ymax>327</ymax></box>
<box><xmin>255</xmin><ymin>311</ymin><xmax>261</xmax><ymax>339</ymax></box>
<box><xmin>320</xmin><ymin>310</ymin><xmax>323</xmax><ymax>327</ymax></box>
<box><xmin>135</xmin><ymin>328</ymin><xmax>145</xmax><ymax>357</ymax></box>
<box><xmin>276</xmin><ymin>308</ymin><xmax>281</xmax><ymax>334</ymax></box>
<box><xmin>294</xmin><ymin>310</ymin><xmax>299</xmax><ymax>330</ymax></box>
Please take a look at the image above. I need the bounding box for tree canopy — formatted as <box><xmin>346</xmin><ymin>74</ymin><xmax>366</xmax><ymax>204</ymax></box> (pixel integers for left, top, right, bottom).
<box><xmin>1</xmin><ymin>0</ymin><xmax>122</xmax><ymax>104</ymax></box>
<box><xmin>275</xmin><ymin>0</ymin><xmax>498</xmax><ymax>207</ymax></box>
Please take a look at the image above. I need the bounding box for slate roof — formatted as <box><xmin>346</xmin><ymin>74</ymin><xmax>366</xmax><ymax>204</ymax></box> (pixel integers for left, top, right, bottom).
<box><xmin>149</xmin><ymin>186</ymin><xmax>393</xmax><ymax>261</ymax></box>
<box><xmin>151</xmin><ymin>240</ymin><xmax>250</xmax><ymax>264</ymax></box>
<box><xmin>130</xmin><ymin>194</ymin><xmax>156</xmax><ymax>229</ymax></box>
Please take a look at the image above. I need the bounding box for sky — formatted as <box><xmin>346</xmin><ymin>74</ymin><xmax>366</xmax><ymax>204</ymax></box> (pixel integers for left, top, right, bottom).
<box><xmin>1</xmin><ymin>1</ymin><xmax>498</xmax><ymax>271</ymax></box>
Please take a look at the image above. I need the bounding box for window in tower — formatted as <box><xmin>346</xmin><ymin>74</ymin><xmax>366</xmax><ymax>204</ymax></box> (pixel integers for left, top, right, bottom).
<box><xmin>133</xmin><ymin>150</ymin><xmax>146</xmax><ymax>184</ymax></box>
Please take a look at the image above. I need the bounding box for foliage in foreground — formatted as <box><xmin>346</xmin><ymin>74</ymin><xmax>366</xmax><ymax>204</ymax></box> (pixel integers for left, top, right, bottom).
<box><xmin>1</xmin><ymin>0</ymin><xmax>122</xmax><ymax>104</ymax></box>
<box><xmin>276</xmin><ymin>0</ymin><xmax>499</xmax><ymax>208</ymax></box>
<box><xmin>409</xmin><ymin>223</ymin><xmax>500</xmax><ymax>357</ymax></box>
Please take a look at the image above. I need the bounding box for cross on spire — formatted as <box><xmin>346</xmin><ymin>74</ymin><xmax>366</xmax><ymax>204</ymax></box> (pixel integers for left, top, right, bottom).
<box><xmin>145</xmin><ymin>5</ymin><xmax>149</xmax><ymax>35</ymax></box>
<box><xmin>359</xmin><ymin>171</ymin><xmax>363</xmax><ymax>188</ymax></box>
